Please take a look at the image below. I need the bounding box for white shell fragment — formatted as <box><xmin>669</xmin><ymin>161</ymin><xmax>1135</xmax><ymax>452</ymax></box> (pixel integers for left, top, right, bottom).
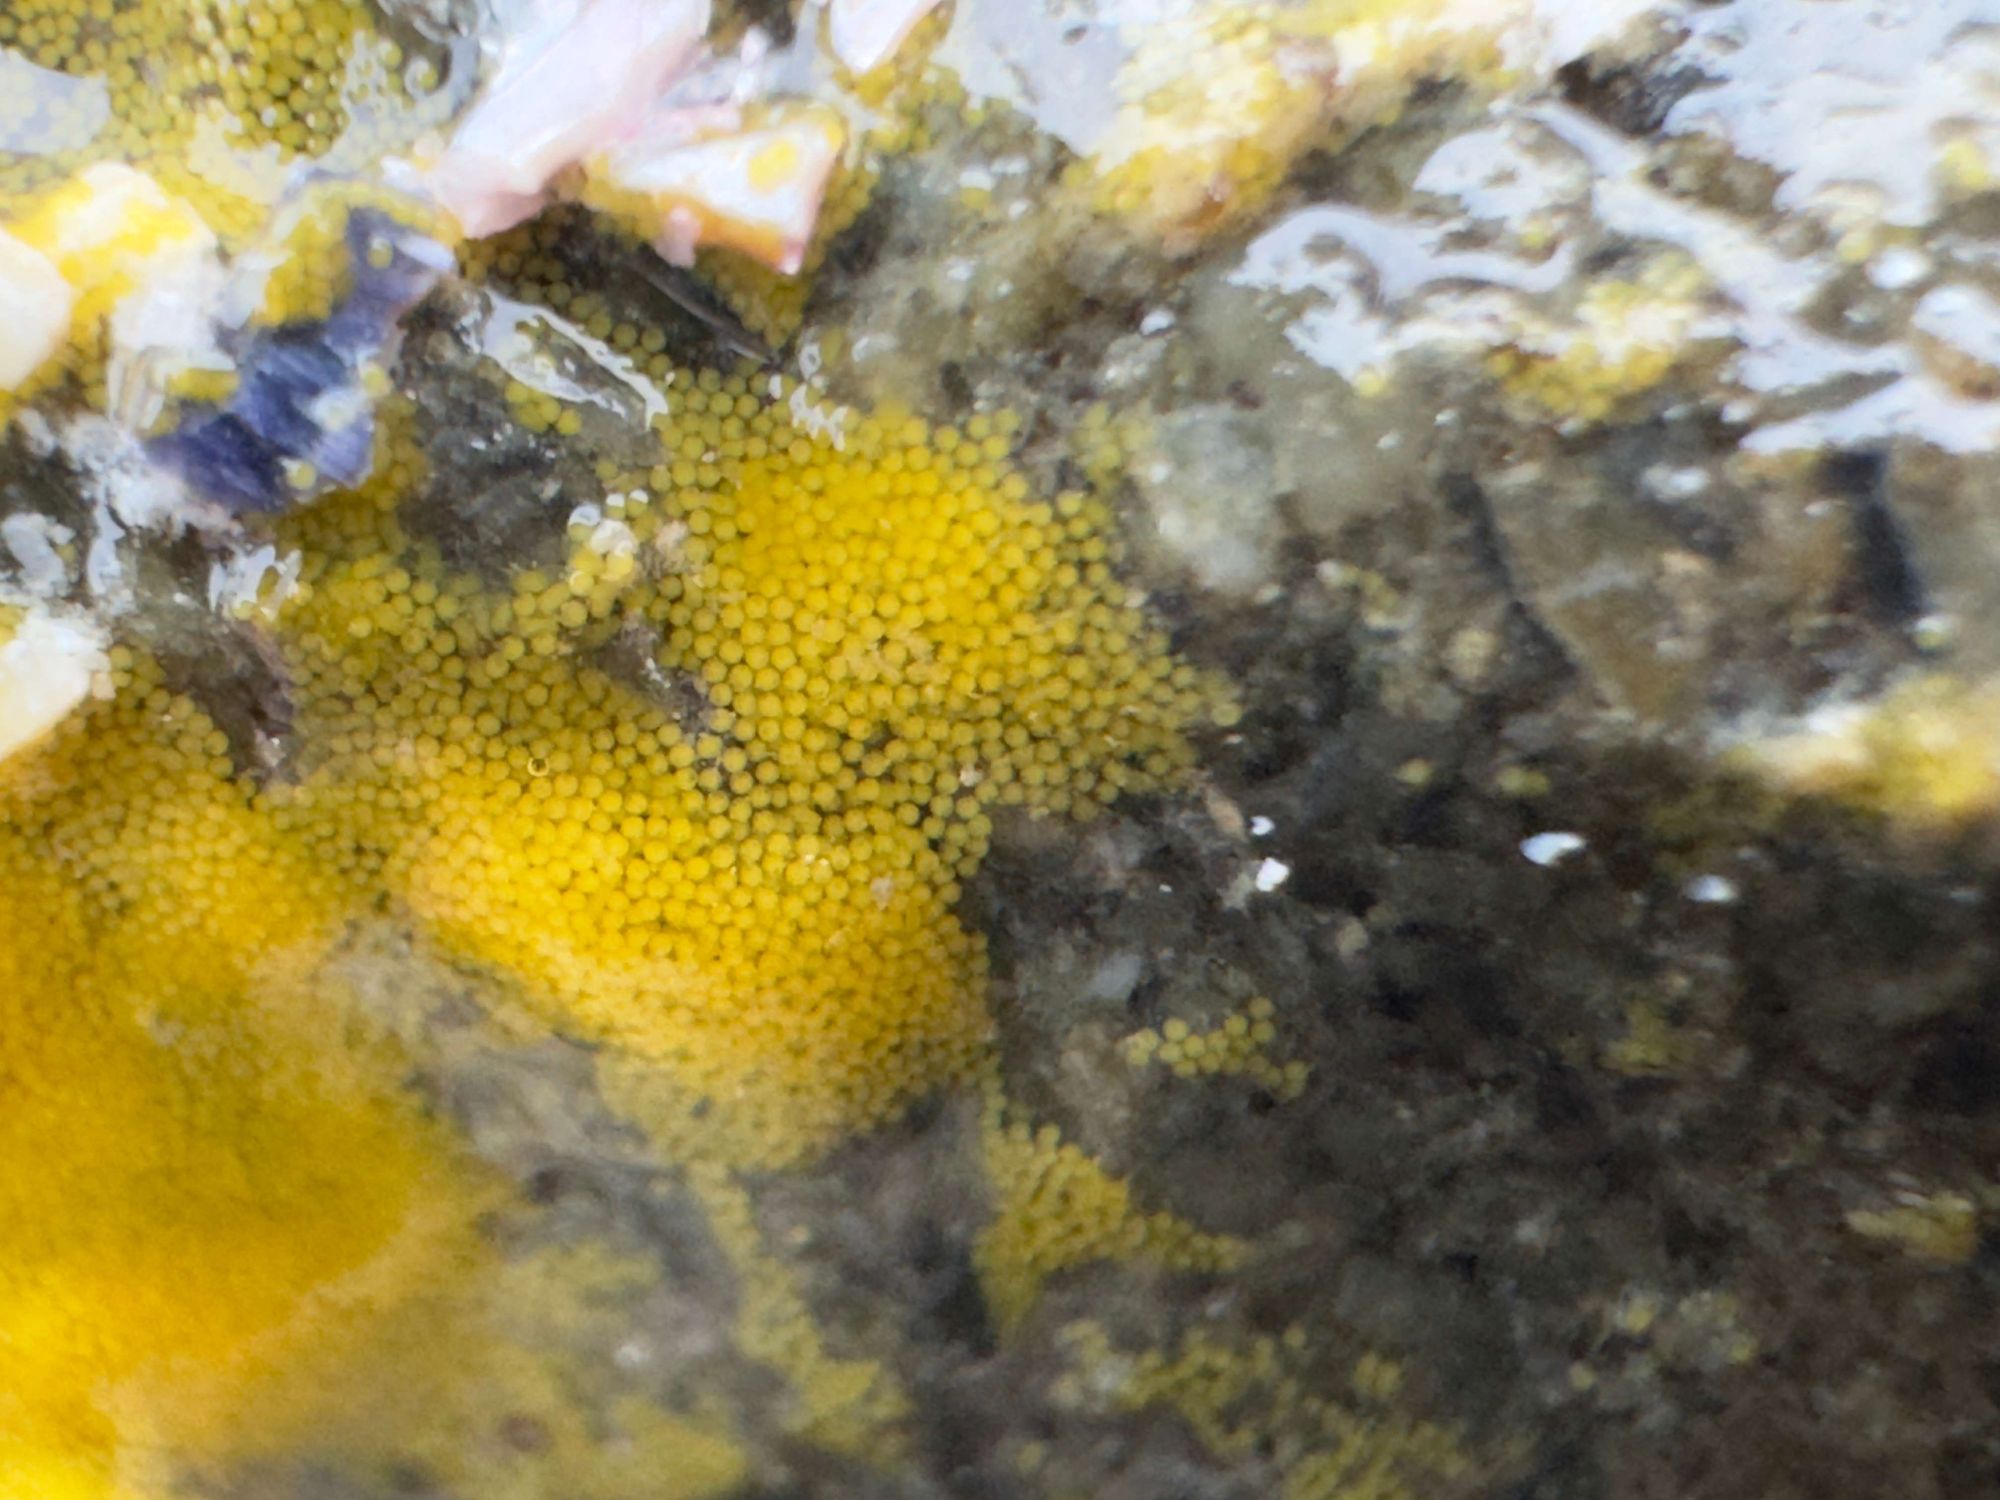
<box><xmin>0</xmin><ymin>228</ymin><xmax>73</xmax><ymax>392</ymax></box>
<box><xmin>1520</xmin><ymin>831</ymin><xmax>1587</xmax><ymax>866</ymax></box>
<box><xmin>595</xmin><ymin>107</ymin><xmax>846</xmax><ymax>274</ymax></box>
<box><xmin>829</xmin><ymin>0</ymin><xmax>943</xmax><ymax>75</ymax></box>
<box><xmin>1683</xmin><ymin>874</ymin><xmax>1740</xmax><ymax>905</ymax></box>
<box><xmin>0</xmin><ymin>608</ymin><xmax>107</xmax><ymax>766</ymax></box>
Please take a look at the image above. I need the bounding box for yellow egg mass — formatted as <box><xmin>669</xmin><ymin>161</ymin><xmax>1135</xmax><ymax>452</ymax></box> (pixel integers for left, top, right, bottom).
<box><xmin>0</xmin><ymin>656</ymin><xmax>490</xmax><ymax>1500</ymax></box>
<box><xmin>0</xmin><ymin>344</ymin><xmax>1233</xmax><ymax>1484</ymax></box>
<box><xmin>0</xmin><ymin>0</ymin><xmax>415</xmax><ymax>210</ymax></box>
<box><xmin>265</xmin><ymin>371</ymin><xmax>1222</xmax><ymax>1168</ymax></box>
<box><xmin>0</xmin><ymin>11</ymin><xmax>1242</xmax><ymax>1476</ymax></box>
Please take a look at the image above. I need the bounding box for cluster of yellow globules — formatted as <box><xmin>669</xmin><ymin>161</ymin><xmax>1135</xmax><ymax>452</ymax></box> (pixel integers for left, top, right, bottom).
<box><xmin>0</xmin><ymin>331</ymin><xmax>1231</xmax><ymax>1491</ymax></box>
<box><xmin>268</xmin><ymin>372</ymin><xmax>1223</xmax><ymax>1167</ymax></box>
<box><xmin>0</xmin><ymin>655</ymin><xmax>487</xmax><ymax>1500</ymax></box>
<box><xmin>0</xmin><ymin>5</ymin><xmax>1265</xmax><ymax>1491</ymax></box>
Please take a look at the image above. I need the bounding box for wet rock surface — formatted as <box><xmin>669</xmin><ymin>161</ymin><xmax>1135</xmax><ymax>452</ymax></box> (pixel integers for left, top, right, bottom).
<box><xmin>816</xmin><ymin>3</ymin><xmax>2000</xmax><ymax>1492</ymax></box>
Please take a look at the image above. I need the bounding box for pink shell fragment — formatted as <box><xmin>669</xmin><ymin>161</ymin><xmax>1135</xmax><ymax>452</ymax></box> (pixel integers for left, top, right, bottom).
<box><xmin>426</xmin><ymin>0</ymin><xmax>712</xmax><ymax>238</ymax></box>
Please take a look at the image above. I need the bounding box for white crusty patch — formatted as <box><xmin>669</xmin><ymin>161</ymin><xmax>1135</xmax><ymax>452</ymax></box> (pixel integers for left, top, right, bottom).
<box><xmin>0</xmin><ymin>607</ymin><xmax>108</xmax><ymax>766</ymax></box>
